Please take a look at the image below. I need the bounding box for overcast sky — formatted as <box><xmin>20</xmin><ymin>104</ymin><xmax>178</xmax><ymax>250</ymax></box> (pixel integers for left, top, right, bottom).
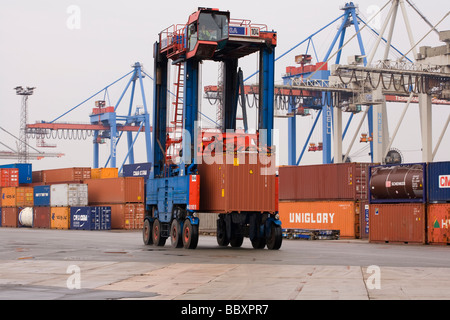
<box><xmin>0</xmin><ymin>0</ymin><xmax>449</xmax><ymax>170</ymax></box>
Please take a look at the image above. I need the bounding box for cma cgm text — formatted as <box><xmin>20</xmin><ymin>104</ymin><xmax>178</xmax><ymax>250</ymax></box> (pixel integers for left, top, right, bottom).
<box><xmin>289</xmin><ymin>212</ymin><xmax>335</xmax><ymax>224</ymax></box>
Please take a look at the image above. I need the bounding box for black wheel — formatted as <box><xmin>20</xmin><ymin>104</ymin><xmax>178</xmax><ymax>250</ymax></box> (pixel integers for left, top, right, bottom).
<box><xmin>216</xmin><ymin>218</ymin><xmax>229</xmax><ymax>246</ymax></box>
<box><xmin>251</xmin><ymin>237</ymin><xmax>266</xmax><ymax>249</ymax></box>
<box><xmin>170</xmin><ymin>219</ymin><xmax>183</xmax><ymax>248</ymax></box>
<box><xmin>182</xmin><ymin>219</ymin><xmax>199</xmax><ymax>249</ymax></box>
<box><xmin>230</xmin><ymin>234</ymin><xmax>244</xmax><ymax>247</ymax></box>
<box><xmin>266</xmin><ymin>224</ymin><xmax>282</xmax><ymax>250</ymax></box>
<box><xmin>230</xmin><ymin>223</ymin><xmax>244</xmax><ymax>248</ymax></box>
<box><xmin>152</xmin><ymin>219</ymin><xmax>166</xmax><ymax>247</ymax></box>
<box><xmin>143</xmin><ymin>219</ymin><xmax>153</xmax><ymax>245</ymax></box>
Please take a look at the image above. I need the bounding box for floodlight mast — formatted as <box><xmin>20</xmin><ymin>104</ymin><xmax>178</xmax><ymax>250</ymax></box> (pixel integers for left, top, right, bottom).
<box><xmin>14</xmin><ymin>86</ymin><xmax>36</xmax><ymax>163</ymax></box>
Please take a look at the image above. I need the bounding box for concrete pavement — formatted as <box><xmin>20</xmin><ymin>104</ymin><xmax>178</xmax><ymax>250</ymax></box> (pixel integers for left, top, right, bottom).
<box><xmin>1</xmin><ymin>259</ymin><xmax>450</xmax><ymax>300</ymax></box>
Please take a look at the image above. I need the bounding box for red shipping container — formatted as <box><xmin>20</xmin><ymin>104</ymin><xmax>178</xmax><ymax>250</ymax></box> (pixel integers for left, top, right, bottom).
<box><xmin>1</xmin><ymin>207</ymin><xmax>19</xmax><ymax>227</ymax></box>
<box><xmin>427</xmin><ymin>204</ymin><xmax>450</xmax><ymax>245</ymax></box>
<box><xmin>278</xmin><ymin>163</ymin><xmax>371</xmax><ymax>201</ymax></box>
<box><xmin>33</xmin><ymin>206</ymin><xmax>51</xmax><ymax>229</ymax></box>
<box><xmin>0</xmin><ymin>169</ymin><xmax>19</xmax><ymax>187</ymax></box>
<box><xmin>369</xmin><ymin>203</ymin><xmax>426</xmax><ymax>244</ymax></box>
<box><xmin>85</xmin><ymin>177</ymin><xmax>144</xmax><ymax>204</ymax></box>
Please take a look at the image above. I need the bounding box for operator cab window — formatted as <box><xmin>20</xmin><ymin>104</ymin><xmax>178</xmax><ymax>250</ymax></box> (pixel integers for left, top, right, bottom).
<box><xmin>198</xmin><ymin>13</ymin><xmax>229</xmax><ymax>42</ymax></box>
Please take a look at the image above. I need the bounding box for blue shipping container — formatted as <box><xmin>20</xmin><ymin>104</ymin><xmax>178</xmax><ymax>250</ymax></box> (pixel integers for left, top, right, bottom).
<box><xmin>70</xmin><ymin>206</ymin><xmax>111</xmax><ymax>230</ymax></box>
<box><xmin>34</xmin><ymin>185</ymin><xmax>51</xmax><ymax>207</ymax></box>
<box><xmin>428</xmin><ymin>161</ymin><xmax>450</xmax><ymax>203</ymax></box>
<box><xmin>0</xmin><ymin>163</ymin><xmax>32</xmax><ymax>184</ymax></box>
<box><xmin>122</xmin><ymin>162</ymin><xmax>152</xmax><ymax>183</ymax></box>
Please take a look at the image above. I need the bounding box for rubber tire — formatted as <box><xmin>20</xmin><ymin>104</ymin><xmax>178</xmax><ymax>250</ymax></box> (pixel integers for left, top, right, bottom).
<box><xmin>216</xmin><ymin>218</ymin><xmax>229</xmax><ymax>247</ymax></box>
<box><xmin>266</xmin><ymin>224</ymin><xmax>282</xmax><ymax>250</ymax></box>
<box><xmin>251</xmin><ymin>237</ymin><xmax>266</xmax><ymax>249</ymax></box>
<box><xmin>182</xmin><ymin>219</ymin><xmax>199</xmax><ymax>249</ymax></box>
<box><xmin>152</xmin><ymin>219</ymin><xmax>167</xmax><ymax>247</ymax></box>
<box><xmin>170</xmin><ymin>219</ymin><xmax>183</xmax><ymax>248</ymax></box>
<box><xmin>143</xmin><ymin>219</ymin><xmax>153</xmax><ymax>245</ymax></box>
<box><xmin>230</xmin><ymin>234</ymin><xmax>244</xmax><ymax>248</ymax></box>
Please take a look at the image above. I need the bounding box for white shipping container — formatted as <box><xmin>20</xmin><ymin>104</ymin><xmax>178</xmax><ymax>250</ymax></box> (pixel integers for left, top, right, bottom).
<box><xmin>50</xmin><ymin>184</ymin><xmax>88</xmax><ymax>207</ymax></box>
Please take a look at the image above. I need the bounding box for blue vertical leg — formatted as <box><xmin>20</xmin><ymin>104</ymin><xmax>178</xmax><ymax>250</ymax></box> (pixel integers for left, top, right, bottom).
<box><xmin>183</xmin><ymin>59</ymin><xmax>199</xmax><ymax>166</ymax></box>
<box><xmin>288</xmin><ymin>96</ymin><xmax>296</xmax><ymax>165</ymax></box>
<box><xmin>93</xmin><ymin>130</ymin><xmax>99</xmax><ymax>169</ymax></box>
<box><xmin>137</xmin><ymin>65</ymin><xmax>152</xmax><ymax>164</ymax></box>
<box><xmin>127</xmin><ymin>80</ymin><xmax>137</xmax><ymax>165</ymax></box>
<box><xmin>259</xmin><ymin>46</ymin><xmax>275</xmax><ymax>148</ymax></box>
<box><xmin>109</xmin><ymin>112</ymin><xmax>118</xmax><ymax>168</ymax></box>
<box><xmin>322</xmin><ymin>93</ymin><xmax>332</xmax><ymax>164</ymax></box>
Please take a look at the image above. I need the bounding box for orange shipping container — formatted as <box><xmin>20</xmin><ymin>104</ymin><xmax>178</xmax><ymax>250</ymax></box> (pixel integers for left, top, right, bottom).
<box><xmin>197</xmin><ymin>154</ymin><xmax>276</xmax><ymax>213</ymax></box>
<box><xmin>369</xmin><ymin>203</ymin><xmax>426</xmax><ymax>244</ymax></box>
<box><xmin>42</xmin><ymin>167</ymin><xmax>91</xmax><ymax>184</ymax></box>
<box><xmin>105</xmin><ymin>203</ymin><xmax>145</xmax><ymax>229</ymax></box>
<box><xmin>50</xmin><ymin>207</ymin><xmax>70</xmax><ymax>229</ymax></box>
<box><xmin>91</xmin><ymin>168</ymin><xmax>119</xmax><ymax>179</ymax></box>
<box><xmin>1</xmin><ymin>187</ymin><xmax>34</xmax><ymax>207</ymax></box>
<box><xmin>427</xmin><ymin>204</ymin><xmax>450</xmax><ymax>245</ymax></box>
<box><xmin>84</xmin><ymin>177</ymin><xmax>144</xmax><ymax>204</ymax></box>
<box><xmin>279</xmin><ymin>201</ymin><xmax>358</xmax><ymax>238</ymax></box>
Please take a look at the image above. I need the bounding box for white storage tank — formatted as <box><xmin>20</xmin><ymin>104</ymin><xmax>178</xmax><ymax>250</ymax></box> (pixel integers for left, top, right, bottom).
<box><xmin>50</xmin><ymin>184</ymin><xmax>88</xmax><ymax>207</ymax></box>
<box><xmin>19</xmin><ymin>207</ymin><xmax>34</xmax><ymax>227</ymax></box>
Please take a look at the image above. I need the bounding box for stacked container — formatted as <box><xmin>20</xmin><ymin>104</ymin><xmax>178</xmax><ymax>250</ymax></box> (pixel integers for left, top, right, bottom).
<box><xmin>33</xmin><ymin>185</ymin><xmax>51</xmax><ymax>228</ymax></box>
<box><xmin>84</xmin><ymin>177</ymin><xmax>145</xmax><ymax>229</ymax></box>
<box><xmin>32</xmin><ymin>167</ymin><xmax>91</xmax><ymax>184</ymax></box>
<box><xmin>90</xmin><ymin>168</ymin><xmax>118</xmax><ymax>179</ymax></box>
<box><xmin>278</xmin><ymin>163</ymin><xmax>371</xmax><ymax>239</ymax></box>
<box><xmin>0</xmin><ymin>168</ymin><xmax>19</xmax><ymax>187</ymax></box>
<box><xmin>368</xmin><ymin>163</ymin><xmax>427</xmax><ymax>244</ymax></box>
<box><xmin>0</xmin><ymin>164</ymin><xmax>32</xmax><ymax>184</ymax></box>
<box><xmin>0</xmin><ymin>186</ymin><xmax>33</xmax><ymax>227</ymax></box>
<box><xmin>70</xmin><ymin>206</ymin><xmax>111</xmax><ymax>230</ymax></box>
<box><xmin>50</xmin><ymin>184</ymin><xmax>89</xmax><ymax>229</ymax></box>
<box><xmin>427</xmin><ymin>161</ymin><xmax>450</xmax><ymax>245</ymax></box>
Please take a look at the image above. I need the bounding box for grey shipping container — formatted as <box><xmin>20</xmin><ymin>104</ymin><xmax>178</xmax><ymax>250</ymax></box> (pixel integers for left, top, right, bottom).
<box><xmin>427</xmin><ymin>161</ymin><xmax>450</xmax><ymax>203</ymax></box>
<box><xmin>50</xmin><ymin>184</ymin><xmax>88</xmax><ymax>207</ymax></box>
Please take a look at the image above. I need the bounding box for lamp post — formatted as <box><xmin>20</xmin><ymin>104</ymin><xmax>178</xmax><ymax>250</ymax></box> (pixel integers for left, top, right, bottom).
<box><xmin>14</xmin><ymin>86</ymin><xmax>35</xmax><ymax>163</ymax></box>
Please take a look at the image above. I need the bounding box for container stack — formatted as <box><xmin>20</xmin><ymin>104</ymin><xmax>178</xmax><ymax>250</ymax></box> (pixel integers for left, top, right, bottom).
<box><xmin>368</xmin><ymin>163</ymin><xmax>427</xmax><ymax>244</ymax></box>
<box><xmin>0</xmin><ymin>166</ymin><xmax>114</xmax><ymax>231</ymax></box>
<box><xmin>426</xmin><ymin>161</ymin><xmax>450</xmax><ymax>245</ymax></box>
<box><xmin>50</xmin><ymin>183</ymin><xmax>89</xmax><ymax>229</ymax></box>
<box><xmin>33</xmin><ymin>185</ymin><xmax>51</xmax><ymax>228</ymax></box>
<box><xmin>84</xmin><ymin>177</ymin><xmax>145</xmax><ymax>229</ymax></box>
<box><xmin>278</xmin><ymin>163</ymin><xmax>371</xmax><ymax>239</ymax></box>
<box><xmin>0</xmin><ymin>186</ymin><xmax>34</xmax><ymax>227</ymax></box>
